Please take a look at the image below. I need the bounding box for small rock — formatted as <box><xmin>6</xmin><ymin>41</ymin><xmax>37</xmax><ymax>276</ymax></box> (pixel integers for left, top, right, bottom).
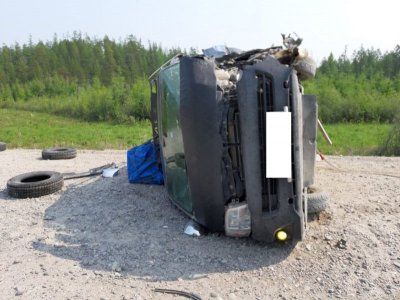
<box><xmin>393</xmin><ymin>261</ymin><xmax>400</xmax><ymax>269</ymax></box>
<box><xmin>360</xmin><ymin>278</ymin><xmax>367</xmax><ymax>284</ymax></box>
<box><xmin>324</xmin><ymin>234</ymin><xmax>333</xmax><ymax>241</ymax></box>
<box><xmin>111</xmin><ymin>261</ymin><xmax>122</xmax><ymax>273</ymax></box>
<box><xmin>82</xmin><ymin>258</ymin><xmax>95</xmax><ymax>266</ymax></box>
<box><xmin>190</xmin><ymin>273</ymin><xmax>208</xmax><ymax>279</ymax></box>
<box><xmin>14</xmin><ymin>287</ymin><xmax>23</xmax><ymax>296</ymax></box>
<box><xmin>306</xmin><ymin>244</ymin><xmax>312</xmax><ymax>251</ymax></box>
<box><xmin>228</xmin><ymin>293</ymin><xmax>237</xmax><ymax>300</ymax></box>
<box><xmin>210</xmin><ymin>292</ymin><xmax>219</xmax><ymax>298</ymax></box>
<box><xmin>336</xmin><ymin>239</ymin><xmax>347</xmax><ymax>249</ymax></box>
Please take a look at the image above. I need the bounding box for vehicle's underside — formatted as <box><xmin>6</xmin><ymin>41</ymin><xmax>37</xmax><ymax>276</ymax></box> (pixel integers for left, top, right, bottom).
<box><xmin>150</xmin><ymin>35</ymin><xmax>319</xmax><ymax>242</ymax></box>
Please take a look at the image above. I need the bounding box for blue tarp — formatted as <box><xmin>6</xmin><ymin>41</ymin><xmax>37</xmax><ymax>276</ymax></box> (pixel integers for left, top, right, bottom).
<box><xmin>127</xmin><ymin>140</ymin><xmax>164</xmax><ymax>185</ymax></box>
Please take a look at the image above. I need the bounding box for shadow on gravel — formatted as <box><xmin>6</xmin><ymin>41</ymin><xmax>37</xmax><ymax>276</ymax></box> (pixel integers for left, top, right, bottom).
<box><xmin>33</xmin><ymin>167</ymin><xmax>295</xmax><ymax>281</ymax></box>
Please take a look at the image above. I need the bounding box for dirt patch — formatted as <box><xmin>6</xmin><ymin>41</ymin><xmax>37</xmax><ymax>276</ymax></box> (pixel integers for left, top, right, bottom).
<box><xmin>0</xmin><ymin>150</ymin><xmax>399</xmax><ymax>299</ymax></box>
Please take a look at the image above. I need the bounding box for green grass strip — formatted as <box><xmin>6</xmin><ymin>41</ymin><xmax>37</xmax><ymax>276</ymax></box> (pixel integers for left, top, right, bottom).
<box><xmin>0</xmin><ymin>108</ymin><xmax>152</xmax><ymax>149</ymax></box>
<box><xmin>0</xmin><ymin>108</ymin><xmax>393</xmax><ymax>155</ymax></box>
<box><xmin>317</xmin><ymin>123</ymin><xmax>391</xmax><ymax>155</ymax></box>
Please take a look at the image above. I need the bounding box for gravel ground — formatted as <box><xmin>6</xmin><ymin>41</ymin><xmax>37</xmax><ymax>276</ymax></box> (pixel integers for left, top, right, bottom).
<box><xmin>0</xmin><ymin>149</ymin><xmax>399</xmax><ymax>300</ymax></box>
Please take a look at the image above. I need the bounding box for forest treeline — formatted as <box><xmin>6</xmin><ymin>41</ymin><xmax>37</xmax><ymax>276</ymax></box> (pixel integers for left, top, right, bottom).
<box><xmin>0</xmin><ymin>33</ymin><xmax>181</xmax><ymax>86</ymax></box>
<box><xmin>305</xmin><ymin>46</ymin><xmax>400</xmax><ymax>123</ymax></box>
<box><xmin>0</xmin><ymin>34</ymin><xmax>399</xmax><ymax>124</ymax></box>
<box><xmin>0</xmin><ymin>34</ymin><xmax>180</xmax><ymax>121</ymax></box>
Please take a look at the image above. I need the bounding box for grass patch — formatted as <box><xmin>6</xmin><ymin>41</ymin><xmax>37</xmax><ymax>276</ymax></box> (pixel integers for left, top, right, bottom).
<box><xmin>0</xmin><ymin>108</ymin><xmax>393</xmax><ymax>155</ymax></box>
<box><xmin>0</xmin><ymin>108</ymin><xmax>152</xmax><ymax>149</ymax></box>
<box><xmin>317</xmin><ymin>123</ymin><xmax>391</xmax><ymax>155</ymax></box>
<box><xmin>378</xmin><ymin>118</ymin><xmax>400</xmax><ymax>156</ymax></box>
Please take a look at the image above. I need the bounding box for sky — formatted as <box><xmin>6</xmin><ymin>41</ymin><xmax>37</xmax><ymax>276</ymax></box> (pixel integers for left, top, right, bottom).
<box><xmin>0</xmin><ymin>0</ymin><xmax>398</xmax><ymax>63</ymax></box>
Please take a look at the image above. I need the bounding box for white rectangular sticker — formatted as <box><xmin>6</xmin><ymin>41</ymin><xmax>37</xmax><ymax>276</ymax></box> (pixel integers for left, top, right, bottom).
<box><xmin>266</xmin><ymin>112</ymin><xmax>292</xmax><ymax>178</ymax></box>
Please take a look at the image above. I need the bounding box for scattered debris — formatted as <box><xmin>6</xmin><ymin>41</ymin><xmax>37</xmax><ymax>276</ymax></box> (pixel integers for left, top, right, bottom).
<box><xmin>336</xmin><ymin>239</ymin><xmax>347</xmax><ymax>249</ymax></box>
<box><xmin>184</xmin><ymin>220</ymin><xmax>203</xmax><ymax>237</ymax></box>
<box><xmin>154</xmin><ymin>288</ymin><xmax>202</xmax><ymax>300</ymax></box>
<box><xmin>102</xmin><ymin>166</ymin><xmax>119</xmax><ymax>178</ymax></box>
<box><xmin>63</xmin><ymin>163</ymin><xmax>117</xmax><ymax>180</ymax></box>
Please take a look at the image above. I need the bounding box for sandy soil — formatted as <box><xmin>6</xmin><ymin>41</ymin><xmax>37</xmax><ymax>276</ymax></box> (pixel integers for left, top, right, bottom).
<box><xmin>0</xmin><ymin>149</ymin><xmax>399</xmax><ymax>300</ymax></box>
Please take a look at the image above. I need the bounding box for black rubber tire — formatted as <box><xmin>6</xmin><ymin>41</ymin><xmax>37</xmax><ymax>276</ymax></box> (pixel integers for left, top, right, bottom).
<box><xmin>42</xmin><ymin>147</ymin><xmax>77</xmax><ymax>160</ymax></box>
<box><xmin>307</xmin><ymin>187</ymin><xmax>329</xmax><ymax>214</ymax></box>
<box><xmin>0</xmin><ymin>142</ymin><xmax>6</xmax><ymax>151</ymax></box>
<box><xmin>294</xmin><ymin>56</ymin><xmax>317</xmax><ymax>81</ymax></box>
<box><xmin>7</xmin><ymin>171</ymin><xmax>64</xmax><ymax>199</ymax></box>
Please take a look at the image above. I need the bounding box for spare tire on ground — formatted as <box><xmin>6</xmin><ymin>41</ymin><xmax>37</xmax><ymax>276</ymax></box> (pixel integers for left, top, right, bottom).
<box><xmin>42</xmin><ymin>147</ymin><xmax>77</xmax><ymax>160</ymax></box>
<box><xmin>0</xmin><ymin>142</ymin><xmax>6</xmax><ymax>151</ymax></box>
<box><xmin>7</xmin><ymin>171</ymin><xmax>64</xmax><ymax>199</ymax></box>
<box><xmin>307</xmin><ymin>186</ymin><xmax>329</xmax><ymax>214</ymax></box>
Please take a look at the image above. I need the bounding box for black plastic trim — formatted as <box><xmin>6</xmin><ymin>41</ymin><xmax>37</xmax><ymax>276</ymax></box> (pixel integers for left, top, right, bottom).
<box><xmin>237</xmin><ymin>57</ymin><xmax>305</xmax><ymax>242</ymax></box>
<box><xmin>179</xmin><ymin>57</ymin><xmax>226</xmax><ymax>231</ymax></box>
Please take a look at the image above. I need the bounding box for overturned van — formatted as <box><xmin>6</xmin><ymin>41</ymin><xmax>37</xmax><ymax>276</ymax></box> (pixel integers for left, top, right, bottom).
<box><xmin>149</xmin><ymin>36</ymin><xmax>324</xmax><ymax>243</ymax></box>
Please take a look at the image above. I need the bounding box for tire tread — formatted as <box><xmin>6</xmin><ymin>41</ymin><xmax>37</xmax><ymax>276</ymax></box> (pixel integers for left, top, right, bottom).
<box><xmin>307</xmin><ymin>191</ymin><xmax>329</xmax><ymax>214</ymax></box>
<box><xmin>7</xmin><ymin>171</ymin><xmax>64</xmax><ymax>198</ymax></box>
<box><xmin>42</xmin><ymin>148</ymin><xmax>77</xmax><ymax>160</ymax></box>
